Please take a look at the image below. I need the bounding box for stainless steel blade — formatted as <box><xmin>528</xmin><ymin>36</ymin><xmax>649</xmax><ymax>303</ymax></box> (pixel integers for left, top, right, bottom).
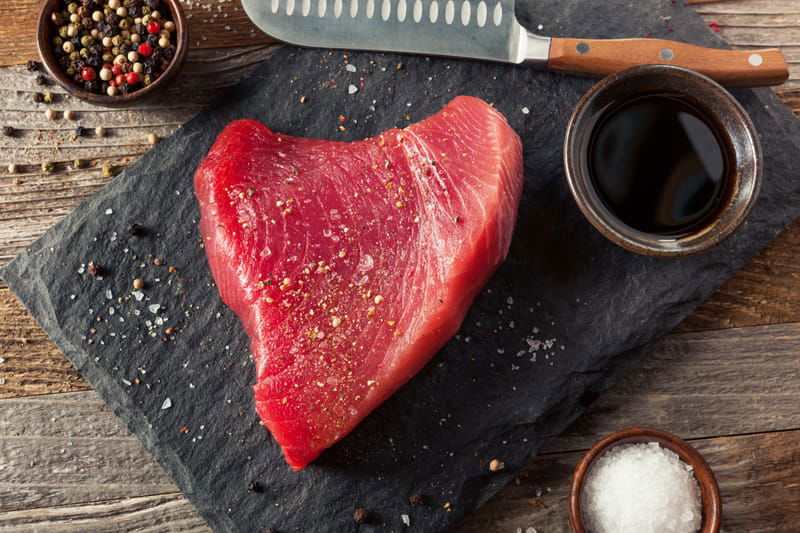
<box><xmin>241</xmin><ymin>0</ymin><xmax>550</xmax><ymax>66</ymax></box>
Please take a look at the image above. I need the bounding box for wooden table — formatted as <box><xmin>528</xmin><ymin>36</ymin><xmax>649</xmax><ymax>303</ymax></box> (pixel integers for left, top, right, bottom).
<box><xmin>1</xmin><ymin>0</ymin><xmax>798</xmax><ymax>530</ymax></box>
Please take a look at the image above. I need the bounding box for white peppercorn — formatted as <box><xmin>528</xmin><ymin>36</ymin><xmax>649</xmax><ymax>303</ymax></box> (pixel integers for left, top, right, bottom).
<box><xmin>158</xmin><ymin>36</ymin><xmax>169</xmax><ymax>48</ymax></box>
<box><xmin>95</xmin><ymin>126</ymin><xmax>106</xmax><ymax>137</ymax></box>
<box><xmin>127</xmin><ymin>51</ymin><xmax>139</xmax><ymax>62</ymax></box>
<box><xmin>107</xmin><ymin>86</ymin><xmax>119</xmax><ymax>97</ymax></box>
<box><xmin>147</xmin><ymin>133</ymin><xmax>159</xmax><ymax>145</ymax></box>
<box><xmin>45</xmin><ymin>109</ymin><xmax>57</xmax><ymax>120</ymax></box>
<box><xmin>64</xmin><ymin>110</ymin><xmax>76</xmax><ymax>121</ymax></box>
<box><xmin>92</xmin><ymin>10</ymin><xmax>103</xmax><ymax>21</ymax></box>
<box><xmin>132</xmin><ymin>62</ymin><xmax>143</xmax><ymax>74</ymax></box>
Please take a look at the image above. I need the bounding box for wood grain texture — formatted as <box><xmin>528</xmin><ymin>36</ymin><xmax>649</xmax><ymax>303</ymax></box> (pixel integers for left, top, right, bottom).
<box><xmin>0</xmin><ymin>493</ymin><xmax>209</xmax><ymax>532</ymax></box>
<box><xmin>464</xmin><ymin>430</ymin><xmax>800</xmax><ymax>532</ymax></box>
<box><xmin>0</xmin><ymin>5</ymin><xmax>799</xmax><ymax>399</ymax></box>
<box><xmin>0</xmin><ymin>0</ymin><xmax>798</xmax><ymax>530</ymax></box>
<box><xmin>548</xmin><ymin>37</ymin><xmax>789</xmax><ymax>87</ymax></box>
<box><xmin>0</xmin><ymin>322</ymin><xmax>796</xmax><ymax>530</ymax></box>
<box><xmin>0</xmin><ymin>0</ymin><xmax>271</xmax><ymax>67</ymax></box>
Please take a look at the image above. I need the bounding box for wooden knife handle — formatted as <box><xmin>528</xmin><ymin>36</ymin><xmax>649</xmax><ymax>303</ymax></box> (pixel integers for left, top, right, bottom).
<box><xmin>548</xmin><ymin>37</ymin><xmax>788</xmax><ymax>87</ymax></box>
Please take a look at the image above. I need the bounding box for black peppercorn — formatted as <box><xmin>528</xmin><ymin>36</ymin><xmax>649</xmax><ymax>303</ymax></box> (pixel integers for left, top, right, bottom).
<box><xmin>35</xmin><ymin>74</ymin><xmax>47</xmax><ymax>86</ymax></box>
<box><xmin>247</xmin><ymin>480</ymin><xmax>264</xmax><ymax>493</ymax></box>
<box><xmin>146</xmin><ymin>0</ymin><xmax>160</xmax><ymax>8</ymax></box>
<box><xmin>33</xmin><ymin>92</ymin><xmax>44</xmax><ymax>103</ymax></box>
<box><xmin>75</xmin><ymin>126</ymin><xmax>87</xmax><ymax>137</ymax></box>
<box><xmin>3</xmin><ymin>126</ymin><xmax>14</xmax><ymax>137</ymax></box>
<box><xmin>106</xmin><ymin>13</ymin><xmax>119</xmax><ymax>26</ymax></box>
<box><xmin>146</xmin><ymin>34</ymin><xmax>158</xmax><ymax>46</ymax></box>
<box><xmin>26</xmin><ymin>60</ymin><xmax>40</xmax><ymax>72</ymax></box>
<box><xmin>84</xmin><ymin>80</ymin><xmax>99</xmax><ymax>92</ymax></box>
<box><xmin>128</xmin><ymin>223</ymin><xmax>147</xmax><ymax>236</ymax></box>
<box><xmin>163</xmin><ymin>47</ymin><xmax>174</xmax><ymax>61</ymax></box>
<box><xmin>409</xmin><ymin>493</ymin><xmax>424</xmax><ymax>506</ymax></box>
<box><xmin>86</xmin><ymin>55</ymin><xmax>101</xmax><ymax>69</ymax></box>
<box><xmin>119</xmin><ymin>43</ymin><xmax>131</xmax><ymax>55</ymax></box>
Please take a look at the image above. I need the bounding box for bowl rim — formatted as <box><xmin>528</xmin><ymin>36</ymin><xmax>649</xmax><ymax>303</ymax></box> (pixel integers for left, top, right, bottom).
<box><xmin>36</xmin><ymin>0</ymin><xmax>189</xmax><ymax>107</ymax></box>
<box><xmin>568</xmin><ymin>426</ymin><xmax>721</xmax><ymax>533</ymax></box>
<box><xmin>563</xmin><ymin>64</ymin><xmax>763</xmax><ymax>257</ymax></box>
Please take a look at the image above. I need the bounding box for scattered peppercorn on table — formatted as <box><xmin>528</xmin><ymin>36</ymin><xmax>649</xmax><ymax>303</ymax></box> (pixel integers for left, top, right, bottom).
<box><xmin>1</xmin><ymin>0</ymin><xmax>799</xmax><ymax>530</ymax></box>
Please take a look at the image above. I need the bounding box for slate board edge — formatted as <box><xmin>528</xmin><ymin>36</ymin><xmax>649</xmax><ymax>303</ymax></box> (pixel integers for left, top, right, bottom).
<box><xmin>4</xmin><ymin>9</ymin><xmax>800</xmax><ymax>533</ymax></box>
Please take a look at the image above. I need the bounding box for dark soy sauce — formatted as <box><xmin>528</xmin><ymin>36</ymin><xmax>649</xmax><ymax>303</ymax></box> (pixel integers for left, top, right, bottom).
<box><xmin>588</xmin><ymin>94</ymin><xmax>730</xmax><ymax>236</ymax></box>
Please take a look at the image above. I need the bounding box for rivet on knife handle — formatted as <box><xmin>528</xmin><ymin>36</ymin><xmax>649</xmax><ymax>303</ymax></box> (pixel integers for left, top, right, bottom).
<box><xmin>541</xmin><ymin>37</ymin><xmax>789</xmax><ymax>87</ymax></box>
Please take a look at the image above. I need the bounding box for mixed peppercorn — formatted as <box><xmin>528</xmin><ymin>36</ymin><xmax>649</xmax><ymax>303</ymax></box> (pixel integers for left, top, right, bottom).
<box><xmin>48</xmin><ymin>0</ymin><xmax>177</xmax><ymax>96</ymax></box>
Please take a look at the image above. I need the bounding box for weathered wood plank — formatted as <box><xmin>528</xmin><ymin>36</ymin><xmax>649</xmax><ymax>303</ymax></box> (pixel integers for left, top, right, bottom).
<box><xmin>0</xmin><ymin>393</ymin><xmax>174</xmax><ymax>512</ymax></box>
<box><xmin>0</xmin><ymin>322</ymin><xmax>796</xmax><ymax>525</ymax></box>
<box><xmin>0</xmin><ymin>493</ymin><xmax>210</xmax><ymax>532</ymax></box>
<box><xmin>463</xmin><ymin>430</ymin><xmax>800</xmax><ymax>532</ymax></box>
<box><xmin>544</xmin><ymin>322</ymin><xmax>800</xmax><ymax>452</ymax></box>
<box><xmin>0</xmin><ymin>0</ymin><xmax>272</xmax><ymax>68</ymax></box>
<box><xmin>0</xmin><ymin>285</ymin><xmax>90</xmax><ymax>399</ymax></box>
<box><xmin>677</xmin><ymin>218</ymin><xmax>800</xmax><ymax>332</ymax></box>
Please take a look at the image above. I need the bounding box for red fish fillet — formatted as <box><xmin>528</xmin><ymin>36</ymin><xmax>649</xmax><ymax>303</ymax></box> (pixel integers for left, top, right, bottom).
<box><xmin>195</xmin><ymin>96</ymin><xmax>523</xmax><ymax>470</ymax></box>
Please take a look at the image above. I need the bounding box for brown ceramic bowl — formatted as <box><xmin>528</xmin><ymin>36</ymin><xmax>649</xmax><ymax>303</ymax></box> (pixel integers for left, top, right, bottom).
<box><xmin>36</xmin><ymin>0</ymin><xmax>188</xmax><ymax>107</ymax></box>
<box><xmin>564</xmin><ymin>64</ymin><xmax>762</xmax><ymax>256</ymax></box>
<box><xmin>568</xmin><ymin>427</ymin><xmax>721</xmax><ymax>533</ymax></box>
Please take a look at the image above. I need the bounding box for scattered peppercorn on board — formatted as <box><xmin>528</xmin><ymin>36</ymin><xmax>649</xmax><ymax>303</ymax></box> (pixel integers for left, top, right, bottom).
<box><xmin>3</xmin><ymin>0</ymin><xmax>800</xmax><ymax>531</ymax></box>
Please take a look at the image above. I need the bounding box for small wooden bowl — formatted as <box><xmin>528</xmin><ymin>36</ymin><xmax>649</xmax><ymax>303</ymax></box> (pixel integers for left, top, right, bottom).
<box><xmin>36</xmin><ymin>0</ymin><xmax>188</xmax><ymax>107</ymax></box>
<box><xmin>568</xmin><ymin>427</ymin><xmax>721</xmax><ymax>533</ymax></box>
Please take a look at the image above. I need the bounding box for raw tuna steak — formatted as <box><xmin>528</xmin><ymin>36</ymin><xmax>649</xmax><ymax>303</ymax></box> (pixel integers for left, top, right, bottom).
<box><xmin>195</xmin><ymin>96</ymin><xmax>523</xmax><ymax>469</ymax></box>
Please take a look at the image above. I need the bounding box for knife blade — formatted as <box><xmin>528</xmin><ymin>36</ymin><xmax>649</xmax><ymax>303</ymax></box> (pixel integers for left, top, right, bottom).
<box><xmin>241</xmin><ymin>0</ymin><xmax>788</xmax><ymax>87</ymax></box>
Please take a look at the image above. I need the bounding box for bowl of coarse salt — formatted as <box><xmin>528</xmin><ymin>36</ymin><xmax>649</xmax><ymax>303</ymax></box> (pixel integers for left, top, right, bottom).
<box><xmin>568</xmin><ymin>427</ymin><xmax>721</xmax><ymax>533</ymax></box>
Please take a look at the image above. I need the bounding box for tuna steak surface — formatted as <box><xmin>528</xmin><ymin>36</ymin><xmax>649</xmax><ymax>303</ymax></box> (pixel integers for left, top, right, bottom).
<box><xmin>195</xmin><ymin>96</ymin><xmax>523</xmax><ymax>469</ymax></box>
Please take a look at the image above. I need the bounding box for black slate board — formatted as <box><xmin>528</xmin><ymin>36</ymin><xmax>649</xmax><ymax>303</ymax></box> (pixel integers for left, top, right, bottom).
<box><xmin>4</xmin><ymin>0</ymin><xmax>800</xmax><ymax>531</ymax></box>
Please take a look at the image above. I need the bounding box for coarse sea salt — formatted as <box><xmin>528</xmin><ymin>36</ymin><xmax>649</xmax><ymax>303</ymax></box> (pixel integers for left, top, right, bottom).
<box><xmin>582</xmin><ymin>442</ymin><xmax>702</xmax><ymax>533</ymax></box>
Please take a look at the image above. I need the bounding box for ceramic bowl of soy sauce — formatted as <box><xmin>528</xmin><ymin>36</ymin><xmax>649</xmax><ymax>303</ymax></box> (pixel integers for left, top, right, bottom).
<box><xmin>564</xmin><ymin>64</ymin><xmax>762</xmax><ymax>256</ymax></box>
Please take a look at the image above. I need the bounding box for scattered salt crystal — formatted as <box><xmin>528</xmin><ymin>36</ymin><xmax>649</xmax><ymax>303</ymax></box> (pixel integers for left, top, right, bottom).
<box><xmin>0</xmin><ymin>358</ymin><xmax>4</xmax><ymax>364</ymax></box>
<box><xmin>400</xmin><ymin>514</ymin><xmax>410</xmax><ymax>526</ymax></box>
<box><xmin>348</xmin><ymin>84</ymin><xmax>359</xmax><ymax>95</ymax></box>
<box><xmin>122</xmin><ymin>379</ymin><xmax>132</xmax><ymax>386</ymax></box>
<box><xmin>346</xmin><ymin>64</ymin><xmax>357</xmax><ymax>72</ymax></box>
<box><xmin>582</xmin><ymin>442</ymin><xmax>702</xmax><ymax>533</ymax></box>
<box><xmin>522</xmin><ymin>107</ymin><xmax>530</xmax><ymax>115</ymax></box>
<box><xmin>161</xmin><ymin>398</ymin><xmax>173</xmax><ymax>410</ymax></box>
<box><xmin>105</xmin><ymin>289</ymin><xmax>113</xmax><ymax>300</ymax></box>
<box><xmin>506</xmin><ymin>296</ymin><xmax>514</xmax><ymax>305</ymax></box>
<box><xmin>104</xmin><ymin>208</ymin><xmax>113</xmax><ymax>215</ymax></box>
<box><xmin>148</xmin><ymin>304</ymin><xmax>161</xmax><ymax>314</ymax></box>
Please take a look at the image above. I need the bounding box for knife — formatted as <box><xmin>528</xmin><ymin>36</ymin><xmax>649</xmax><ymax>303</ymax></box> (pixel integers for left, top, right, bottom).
<box><xmin>240</xmin><ymin>0</ymin><xmax>788</xmax><ymax>87</ymax></box>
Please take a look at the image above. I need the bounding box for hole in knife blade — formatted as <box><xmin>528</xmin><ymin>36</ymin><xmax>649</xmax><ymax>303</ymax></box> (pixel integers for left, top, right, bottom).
<box><xmin>350</xmin><ymin>0</ymin><xmax>358</xmax><ymax>17</ymax></box>
<box><xmin>366</xmin><ymin>0</ymin><xmax>375</xmax><ymax>18</ymax></box>
<box><xmin>476</xmin><ymin>0</ymin><xmax>486</xmax><ymax>26</ymax></box>
<box><xmin>397</xmin><ymin>0</ymin><xmax>407</xmax><ymax>21</ymax></box>
<box><xmin>302</xmin><ymin>0</ymin><xmax>311</xmax><ymax>15</ymax></box>
<box><xmin>429</xmin><ymin>0</ymin><xmax>438</xmax><ymax>23</ymax></box>
<box><xmin>413</xmin><ymin>0</ymin><xmax>422</xmax><ymax>22</ymax></box>
<box><xmin>492</xmin><ymin>2</ymin><xmax>501</xmax><ymax>25</ymax></box>
<box><xmin>445</xmin><ymin>0</ymin><xmax>454</xmax><ymax>24</ymax></box>
<box><xmin>381</xmin><ymin>0</ymin><xmax>391</xmax><ymax>20</ymax></box>
<box><xmin>286</xmin><ymin>0</ymin><xmax>296</xmax><ymax>15</ymax></box>
<box><xmin>334</xmin><ymin>0</ymin><xmax>343</xmax><ymax>17</ymax></box>
<box><xmin>461</xmin><ymin>0</ymin><xmax>470</xmax><ymax>25</ymax></box>
<box><xmin>318</xmin><ymin>0</ymin><xmax>327</xmax><ymax>16</ymax></box>
<box><xmin>271</xmin><ymin>0</ymin><xmax>280</xmax><ymax>14</ymax></box>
